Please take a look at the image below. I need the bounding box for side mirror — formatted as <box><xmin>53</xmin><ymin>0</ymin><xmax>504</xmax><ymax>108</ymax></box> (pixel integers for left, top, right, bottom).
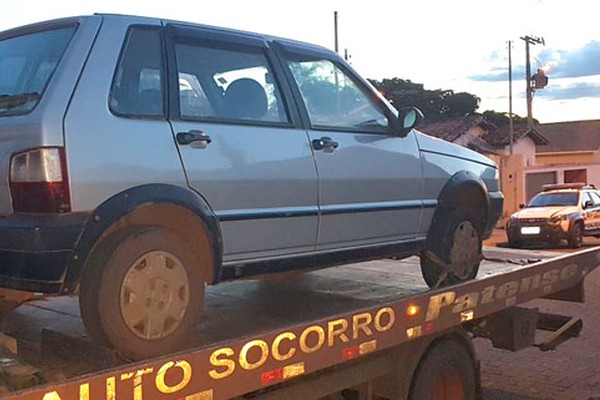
<box><xmin>519</xmin><ymin>203</ymin><xmax>525</xmax><ymax>209</ymax></box>
<box><xmin>585</xmin><ymin>200</ymin><xmax>594</xmax><ymax>209</ymax></box>
<box><xmin>394</xmin><ymin>106</ymin><xmax>424</xmax><ymax>137</ymax></box>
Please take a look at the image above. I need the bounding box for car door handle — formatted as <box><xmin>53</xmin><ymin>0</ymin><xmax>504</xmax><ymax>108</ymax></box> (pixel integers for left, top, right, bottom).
<box><xmin>312</xmin><ymin>137</ymin><xmax>339</xmax><ymax>152</ymax></box>
<box><xmin>176</xmin><ymin>130</ymin><xmax>212</xmax><ymax>148</ymax></box>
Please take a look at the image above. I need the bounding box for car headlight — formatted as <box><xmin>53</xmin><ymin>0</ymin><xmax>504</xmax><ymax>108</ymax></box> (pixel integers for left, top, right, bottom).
<box><xmin>550</xmin><ymin>215</ymin><xmax>568</xmax><ymax>223</ymax></box>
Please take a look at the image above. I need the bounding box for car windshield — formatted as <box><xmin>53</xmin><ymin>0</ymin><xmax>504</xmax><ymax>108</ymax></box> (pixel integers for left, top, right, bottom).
<box><xmin>527</xmin><ymin>192</ymin><xmax>579</xmax><ymax>207</ymax></box>
<box><xmin>0</xmin><ymin>25</ymin><xmax>76</xmax><ymax>116</ymax></box>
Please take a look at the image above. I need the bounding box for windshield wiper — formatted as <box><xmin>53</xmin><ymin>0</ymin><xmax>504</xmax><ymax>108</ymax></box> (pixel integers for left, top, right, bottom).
<box><xmin>0</xmin><ymin>92</ymin><xmax>41</xmax><ymax>109</ymax></box>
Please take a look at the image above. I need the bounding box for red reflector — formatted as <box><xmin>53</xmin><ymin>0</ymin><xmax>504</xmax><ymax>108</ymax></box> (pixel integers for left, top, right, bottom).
<box><xmin>342</xmin><ymin>346</ymin><xmax>360</xmax><ymax>360</ymax></box>
<box><xmin>423</xmin><ymin>323</ymin><xmax>436</xmax><ymax>334</ymax></box>
<box><xmin>261</xmin><ymin>369</ymin><xmax>285</xmax><ymax>385</ymax></box>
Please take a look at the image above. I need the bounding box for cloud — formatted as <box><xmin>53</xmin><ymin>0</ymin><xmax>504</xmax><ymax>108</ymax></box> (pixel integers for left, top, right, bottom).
<box><xmin>539</xmin><ymin>41</ymin><xmax>600</xmax><ymax>78</ymax></box>
<box><xmin>468</xmin><ymin>66</ymin><xmax>526</xmax><ymax>82</ymax></box>
<box><xmin>536</xmin><ymin>82</ymin><xmax>600</xmax><ymax>100</ymax></box>
<box><xmin>469</xmin><ymin>41</ymin><xmax>600</xmax><ymax>83</ymax></box>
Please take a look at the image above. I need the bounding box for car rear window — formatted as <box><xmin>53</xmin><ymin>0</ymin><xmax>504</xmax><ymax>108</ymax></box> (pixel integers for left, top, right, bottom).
<box><xmin>0</xmin><ymin>25</ymin><xmax>76</xmax><ymax>116</ymax></box>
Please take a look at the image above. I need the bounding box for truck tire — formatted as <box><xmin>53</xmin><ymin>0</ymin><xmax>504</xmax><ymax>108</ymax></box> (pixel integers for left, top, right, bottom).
<box><xmin>567</xmin><ymin>221</ymin><xmax>583</xmax><ymax>248</ymax></box>
<box><xmin>421</xmin><ymin>210</ymin><xmax>482</xmax><ymax>288</ymax></box>
<box><xmin>409</xmin><ymin>340</ymin><xmax>477</xmax><ymax>400</ymax></box>
<box><xmin>79</xmin><ymin>227</ymin><xmax>206</xmax><ymax>360</ymax></box>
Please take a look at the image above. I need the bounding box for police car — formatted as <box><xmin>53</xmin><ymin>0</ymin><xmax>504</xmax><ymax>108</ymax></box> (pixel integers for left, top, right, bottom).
<box><xmin>506</xmin><ymin>183</ymin><xmax>600</xmax><ymax>248</ymax></box>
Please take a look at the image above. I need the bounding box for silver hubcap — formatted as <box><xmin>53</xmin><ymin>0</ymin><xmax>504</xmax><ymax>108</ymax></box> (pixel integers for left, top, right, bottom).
<box><xmin>120</xmin><ymin>251</ymin><xmax>190</xmax><ymax>340</ymax></box>
<box><xmin>448</xmin><ymin>221</ymin><xmax>480</xmax><ymax>279</ymax></box>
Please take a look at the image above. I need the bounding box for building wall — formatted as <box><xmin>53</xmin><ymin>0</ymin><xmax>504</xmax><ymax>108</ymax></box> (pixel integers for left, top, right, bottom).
<box><xmin>497</xmin><ymin>153</ymin><xmax>525</xmax><ymax>223</ymax></box>
<box><xmin>536</xmin><ymin>151</ymin><xmax>599</xmax><ymax>166</ymax></box>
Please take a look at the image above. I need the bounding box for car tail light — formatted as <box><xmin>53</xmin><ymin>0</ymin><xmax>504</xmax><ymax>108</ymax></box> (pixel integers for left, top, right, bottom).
<box><xmin>10</xmin><ymin>147</ymin><xmax>71</xmax><ymax>213</ymax></box>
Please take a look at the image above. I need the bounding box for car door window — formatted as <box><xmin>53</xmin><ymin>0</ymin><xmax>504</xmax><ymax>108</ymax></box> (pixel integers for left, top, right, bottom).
<box><xmin>589</xmin><ymin>191</ymin><xmax>600</xmax><ymax>207</ymax></box>
<box><xmin>174</xmin><ymin>43</ymin><xmax>289</xmax><ymax>124</ymax></box>
<box><xmin>285</xmin><ymin>57</ymin><xmax>388</xmax><ymax>132</ymax></box>
<box><xmin>109</xmin><ymin>27</ymin><xmax>165</xmax><ymax>118</ymax></box>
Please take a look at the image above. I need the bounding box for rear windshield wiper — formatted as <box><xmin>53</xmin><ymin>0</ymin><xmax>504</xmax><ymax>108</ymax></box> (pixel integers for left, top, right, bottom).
<box><xmin>0</xmin><ymin>92</ymin><xmax>41</xmax><ymax>109</ymax></box>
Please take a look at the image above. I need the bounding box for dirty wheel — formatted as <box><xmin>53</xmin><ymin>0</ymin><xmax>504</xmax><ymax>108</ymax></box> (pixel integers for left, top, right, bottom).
<box><xmin>421</xmin><ymin>210</ymin><xmax>482</xmax><ymax>288</ymax></box>
<box><xmin>567</xmin><ymin>221</ymin><xmax>583</xmax><ymax>248</ymax></box>
<box><xmin>409</xmin><ymin>340</ymin><xmax>477</xmax><ymax>400</ymax></box>
<box><xmin>79</xmin><ymin>227</ymin><xmax>205</xmax><ymax>360</ymax></box>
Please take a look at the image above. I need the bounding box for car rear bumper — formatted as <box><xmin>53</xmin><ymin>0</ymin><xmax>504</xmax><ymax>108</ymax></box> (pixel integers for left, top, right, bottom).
<box><xmin>0</xmin><ymin>213</ymin><xmax>89</xmax><ymax>293</ymax></box>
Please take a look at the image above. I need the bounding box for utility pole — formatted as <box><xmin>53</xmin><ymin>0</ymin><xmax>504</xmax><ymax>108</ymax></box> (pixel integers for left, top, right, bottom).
<box><xmin>508</xmin><ymin>40</ymin><xmax>514</xmax><ymax>155</ymax></box>
<box><xmin>334</xmin><ymin>11</ymin><xmax>339</xmax><ymax>53</ymax></box>
<box><xmin>520</xmin><ymin>35</ymin><xmax>544</xmax><ymax>130</ymax></box>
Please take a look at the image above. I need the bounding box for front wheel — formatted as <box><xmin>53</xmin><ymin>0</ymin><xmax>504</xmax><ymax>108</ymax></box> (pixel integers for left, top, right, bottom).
<box><xmin>567</xmin><ymin>221</ymin><xmax>583</xmax><ymax>248</ymax></box>
<box><xmin>79</xmin><ymin>227</ymin><xmax>206</xmax><ymax>360</ymax></box>
<box><xmin>421</xmin><ymin>210</ymin><xmax>482</xmax><ymax>288</ymax></box>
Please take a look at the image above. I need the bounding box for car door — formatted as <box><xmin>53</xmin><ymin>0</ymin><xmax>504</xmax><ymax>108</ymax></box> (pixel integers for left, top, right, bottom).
<box><xmin>275</xmin><ymin>42</ymin><xmax>423</xmax><ymax>250</ymax></box>
<box><xmin>587</xmin><ymin>191</ymin><xmax>600</xmax><ymax>231</ymax></box>
<box><xmin>166</xmin><ymin>25</ymin><xmax>319</xmax><ymax>263</ymax></box>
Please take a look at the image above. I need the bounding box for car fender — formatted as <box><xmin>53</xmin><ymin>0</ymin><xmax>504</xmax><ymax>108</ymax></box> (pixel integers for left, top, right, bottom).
<box><xmin>61</xmin><ymin>184</ymin><xmax>223</xmax><ymax>294</ymax></box>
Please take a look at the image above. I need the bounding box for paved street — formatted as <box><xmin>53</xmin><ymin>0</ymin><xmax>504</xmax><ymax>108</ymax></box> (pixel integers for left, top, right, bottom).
<box><xmin>479</xmin><ymin>229</ymin><xmax>600</xmax><ymax>400</ymax></box>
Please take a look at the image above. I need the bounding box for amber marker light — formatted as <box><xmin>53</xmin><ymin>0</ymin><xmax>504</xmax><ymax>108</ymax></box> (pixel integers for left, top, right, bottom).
<box><xmin>407</xmin><ymin>305</ymin><xmax>420</xmax><ymax>317</ymax></box>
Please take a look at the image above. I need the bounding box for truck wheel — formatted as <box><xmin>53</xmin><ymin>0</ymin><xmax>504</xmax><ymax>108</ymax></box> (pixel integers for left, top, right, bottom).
<box><xmin>567</xmin><ymin>221</ymin><xmax>583</xmax><ymax>248</ymax></box>
<box><xmin>409</xmin><ymin>340</ymin><xmax>477</xmax><ymax>400</ymax></box>
<box><xmin>421</xmin><ymin>210</ymin><xmax>482</xmax><ymax>288</ymax></box>
<box><xmin>79</xmin><ymin>227</ymin><xmax>205</xmax><ymax>360</ymax></box>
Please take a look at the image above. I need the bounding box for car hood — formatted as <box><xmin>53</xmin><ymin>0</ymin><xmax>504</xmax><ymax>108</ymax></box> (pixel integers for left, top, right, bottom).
<box><xmin>512</xmin><ymin>206</ymin><xmax>579</xmax><ymax>219</ymax></box>
<box><xmin>414</xmin><ymin>131</ymin><xmax>496</xmax><ymax>168</ymax></box>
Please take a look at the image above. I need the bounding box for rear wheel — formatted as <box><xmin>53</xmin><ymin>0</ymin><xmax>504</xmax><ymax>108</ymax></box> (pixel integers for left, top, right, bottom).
<box><xmin>567</xmin><ymin>221</ymin><xmax>583</xmax><ymax>248</ymax></box>
<box><xmin>421</xmin><ymin>210</ymin><xmax>482</xmax><ymax>288</ymax></box>
<box><xmin>79</xmin><ymin>227</ymin><xmax>206</xmax><ymax>360</ymax></box>
<box><xmin>409</xmin><ymin>340</ymin><xmax>477</xmax><ymax>400</ymax></box>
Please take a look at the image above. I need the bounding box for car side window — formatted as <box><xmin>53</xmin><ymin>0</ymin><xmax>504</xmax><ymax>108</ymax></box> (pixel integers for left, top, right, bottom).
<box><xmin>109</xmin><ymin>27</ymin><xmax>165</xmax><ymax>118</ymax></box>
<box><xmin>284</xmin><ymin>57</ymin><xmax>388</xmax><ymax>132</ymax></box>
<box><xmin>173</xmin><ymin>43</ymin><xmax>289</xmax><ymax>124</ymax></box>
<box><xmin>589</xmin><ymin>191</ymin><xmax>600</xmax><ymax>207</ymax></box>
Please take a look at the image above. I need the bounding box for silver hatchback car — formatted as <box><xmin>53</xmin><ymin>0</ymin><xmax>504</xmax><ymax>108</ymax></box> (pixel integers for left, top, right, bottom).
<box><xmin>0</xmin><ymin>14</ymin><xmax>502</xmax><ymax>359</ymax></box>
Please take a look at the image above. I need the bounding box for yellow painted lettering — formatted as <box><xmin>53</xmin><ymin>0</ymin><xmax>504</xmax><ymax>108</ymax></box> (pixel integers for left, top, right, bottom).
<box><xmin>272</xmin><ymin>332</ymin><xmax>297</xmax><ymax>361</ymax></box>
<box><xmin>299</xmin><ymin>325</ymin><xmax>325</xmax><ymax>354</ymax></box>
<box><xmin>496</xmin><ymin>281</ymin><xmax>519</xmax><ymax>299</ymax></box>
<box><xmin>239</xmin><ymin>340</ymin><xmax>269</xmax><ymax>371</ymax></box>
<box><xmin>328</xmin><ymin>319</ymin><xmax>350</xmax><ymax>347</ymax></box>
<box><xmin>451</xmin><ymin>292</ymin><xmax>479</xmax><ymax>313</ymax></box>
<box><xmin>374</xmin><ymin>307</ymin><xmax>395</xmax><ymax>332</ymax></box>
<box><xmin>42</xmin><ymin>392</ymin><xmax>63</xmax><ymax>400</ymax></box>
<box><xmin>352</xmin><ymin>312</ymin><xmax>373</xmax><ymax>340</ymax></box>
<box><xmin>209</xmin><ymin>347</ymin><xmax>236</xmax><ymax>380</ymax></box>
<box><xmin>156</xmin><ymin>361</ymin><xmax>192</xmax><ymax>394</ymax></box>
<box><xmin>426</xmin><ymin>291</ymin><xmax>456</xmax><ymax>321</ymax></box>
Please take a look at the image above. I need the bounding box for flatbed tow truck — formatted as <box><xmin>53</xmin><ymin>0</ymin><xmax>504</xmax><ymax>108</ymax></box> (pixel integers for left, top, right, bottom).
<box><xmin>0</xmin><ymin>246</ymin><xmax>598</xmax><ymax>400</ymax></box>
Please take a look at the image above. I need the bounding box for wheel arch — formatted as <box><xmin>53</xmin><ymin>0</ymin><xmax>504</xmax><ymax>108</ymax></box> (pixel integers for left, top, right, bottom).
<box><xmin>62</xmin><ymin>184</ymin><xmax>223</xmax><ymax>294</ymax></box>
<box><xmin>433</xmin><ymin>171</ymin><xmax>489</xmax><ymax>236</ymax></box>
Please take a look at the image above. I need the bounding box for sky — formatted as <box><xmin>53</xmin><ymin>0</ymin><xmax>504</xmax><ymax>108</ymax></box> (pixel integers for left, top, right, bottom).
<box><xmin>1</xmin><ymin>0</ymin><xmax>598</xmax><ymax>124</ymax></box>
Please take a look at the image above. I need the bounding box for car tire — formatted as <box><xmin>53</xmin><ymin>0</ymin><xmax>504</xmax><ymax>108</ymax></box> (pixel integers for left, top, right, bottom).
<box><xmin>79</xmin><ymin>226</ymin><xmax>206</xmax><ymax>360</ymax></box>
<box><xmin>409</xmin><ymin>339</ymin><xmax>478</xmax><ymax>400</ymax></box>
<box><xmin>507</xmin><ymin>233</ymin><xmax>522</xmax><ymax>248</ymax></box>
<box><xmin>420</xmin><ymin>209</ymin><xmax>482</xmax><ymax>288</ymax></box>
<box><xmin>567</xmin><ymin>221</ymin><xmax>583</xmax><ymax>248</ymax></box>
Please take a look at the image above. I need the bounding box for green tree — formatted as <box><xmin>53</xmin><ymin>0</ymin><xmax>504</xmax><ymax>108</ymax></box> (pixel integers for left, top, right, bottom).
<box><xmin>369</xmin><ymin>78</ymin><xmax>480</xmax><ymax>122</ymax></box>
